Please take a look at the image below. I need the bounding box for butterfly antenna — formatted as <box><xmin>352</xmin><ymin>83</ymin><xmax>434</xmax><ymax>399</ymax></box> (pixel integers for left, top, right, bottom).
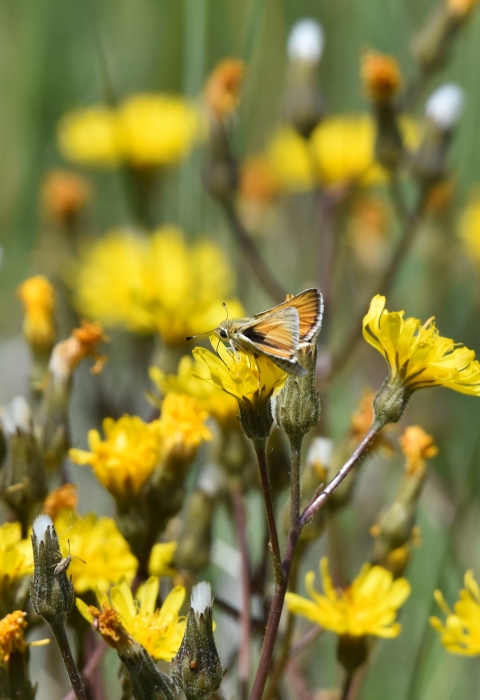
<box><xmin>222</xmin><ymin>302</ymin><xmax>229</xmax><ymax>322</ymax></box>
<box><xmin>186</xmin><ymin>327</ymin><xmax>216</xmax><ymax>342</ymax></box>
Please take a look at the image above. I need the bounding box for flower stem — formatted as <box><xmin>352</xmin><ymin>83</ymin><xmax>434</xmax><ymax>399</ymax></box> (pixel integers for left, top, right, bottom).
<box><xmin>61</xmin><ymin>642</ymin><xmax>107</xmax><ymax>700</ymax></box>
<box><xmin>253</xmin><ymin>438</ymin><xmax>283</xmax><ymax>581</ymax></box>
<box><xmin>300</xmin><ymin>425</ymin><xmax>380</xmax><ymax>526</ymax></box>
<box><xmin>51</xmin><ymin>622</ymin><xmax>87</xmax><ymax>700</ymax></box>
<box><xmin>232</xmin><ymin>486</ymin><xmax>252</xmax><ymax>700</ymax></box>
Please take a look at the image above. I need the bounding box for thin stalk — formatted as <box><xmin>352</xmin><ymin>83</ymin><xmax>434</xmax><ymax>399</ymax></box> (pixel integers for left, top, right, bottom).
<box><xmin>232</xmin><ymin>486</ymin><xmax>252</xmax><ymax>700</ymax></box>
<box><xmin>51</xmin><ymin>623</ymin><xmax>87</xmax><ymax>700</ymax></box>
<box><xmin>329</xmin><ymin>187</ymin><xmax>429</xmax><ymax>381</ymax></box>
<box><xmin>253</xmin><ymin>438</ymin><xmax>283</xmax><ymax>577</ymax></box>
<box><xmin>340</xmin><ymin>672</ymin><xmax>355</xmax><ymax>700</ymax></box>
<box><xmin>61</xmin><ymin>642</ymin><xmax>107</xmax><ymax>700</ymax></box>
<box><xmin>300</xmin><ymin>425</ymin><xmax>380</xmax><ymax>527</ymax></box>
<box><xmin>223</xmin><ymin>202</ymin><xmax>287</xmax><ymax>303</ymax></box>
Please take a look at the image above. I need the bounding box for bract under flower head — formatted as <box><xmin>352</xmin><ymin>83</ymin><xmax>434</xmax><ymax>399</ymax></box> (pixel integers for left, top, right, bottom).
<box><xmin>192</xmin><ymin>337</ymin><xmax>287</xmax><ymax>405</ymax></box>
<box><xmin>363</xmin><ymin>295</ymin><xmax>480</xmax><ymax>396</ymax></box>
<box><xmin>430</xmin><ymin>570</ymin><xmax>480</xmax><ymax>655</ymax></box>
<box><xmin>70</xmin><ymin>227</ymin><xmax>243</xmax><ymax>345</ymax></box>
<box><xmin>286</xmin><ymin>556</ymin><xmax>410</xmax><ymax>638</ymax></box>
<box><xmin>0</xmin><ymin>523</ymin><xmax>33</xmax><ymax>590</ymax></box>
<box><xmin>77</xmin><ymin>576</ymin><xmax>186</xmax><ymax>661</ymax></box>
<box><xmin>69</xmin><ymin>415</ymin><xmax>162</xmax><ymax>499</ymax></box>
<box><xmin>55</xmin><ymin>511</ymin><xmax>137</xmax><ymax>594</ymax></box>
<box><xmin>150</xmin><ymin>356</ymin><xmax>239</xmax><ymax>429</ymax></box>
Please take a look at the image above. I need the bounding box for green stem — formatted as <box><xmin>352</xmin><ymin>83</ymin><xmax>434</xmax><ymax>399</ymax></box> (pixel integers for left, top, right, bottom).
<box><xmin>253</xmin><ymin>438</ymin><xmax>283</xmax><ymax>580</ymax></box>
<box><xmin>51</xmin><ymin>622</ymin><xmax>87</xmax><ymax>700</ymax></box>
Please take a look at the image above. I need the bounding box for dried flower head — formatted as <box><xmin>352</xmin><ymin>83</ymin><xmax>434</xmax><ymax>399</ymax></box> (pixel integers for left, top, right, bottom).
<box><xmin>42</xmin><ymin>483</ymin><xmax>78</xmax><ymax>519</ymax></box>
<box><xmin>204</xmin><ymin>59</ymin><xmax>245</xmax><ymax>119</ymax></box>
<box><xmin>16</xmin><ymin>276</ymin><xmax>56</xmax><ymax>352</ymax></box>
<box><xmin>399</xmin><ymin>426</ymin><xmax>438</xmax><ymax>475</ymax></box>
<box><xmin>41</xmin><ymin>169</ymin><xmax>90</xmax><ymax>224</ymax></box>
<box><xmin>361</xmin><ymin>50</ymin><xmax>402</xmax><ymax>103</ymax></box>
<box><xmin>49</xmin><ymin>320</ymin><xmax>107</xmax><ymax>379</ymax></box>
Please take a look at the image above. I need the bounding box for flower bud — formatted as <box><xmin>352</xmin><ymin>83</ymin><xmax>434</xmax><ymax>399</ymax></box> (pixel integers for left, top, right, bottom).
<box><xmin>276</xmin><ymin>343</ymin><xmax>321</xmax><ymax>444</ymax></box>
<box><xmin>30</xmin><ymin>515</ymin><xmax>74</xmax><ymax>626</ymax></box>
<box><xmin>337</xmin><ymin>634</ymin><xmax>369</xmax><ymax>674</ymax></box>
<box><xmin>372</xmin><ymin>375</ymin><xmax>410</xmax><ymax>427</ymax></box>
<box><xmin>170</xmin><ymin>582</ymin><xmax>223</xmax><ymax>700</ymax></box>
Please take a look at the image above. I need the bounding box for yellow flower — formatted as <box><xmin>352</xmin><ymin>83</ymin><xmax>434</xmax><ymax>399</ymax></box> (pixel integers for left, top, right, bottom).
<box><xmin>150</xmin><ymin>356</ymin><xmax>239</xmax><ymax>429</ymax></box>
<box><xmin>16</xmin><ymin>275</ymin><xmax>56</xmax><ymax>351</ymax></box>
<box><xmin>193</xmin><ymin>337</ymin><xmax>286</xmax><ymax>405</ymax></box>
<box><xmin>118</xmin><ymin>94</ymin><xmax>199</xmax><ymax>167</ymax></box>
<box><xmin>70</xmin><ymin>227</ymin><xmax>243</xmax><ymax>345</ymax></box>
<box><xmin>204</xmin><ymin>59</ymin><xmax>245</xmax><ymax>119</ymax></box>
<box><xmin>0</xmin><ymin>611</ymin><xmax>49</xmax><ymax>662</ymax></box>
<box><xmin>430</xmin><ymin>571</ymin><xmax>480</xmax><ymax>655</ymax></box>
<box><xmin>159</xmin><ymin>393</ymin><xmax>212</xmax><ymax>461</ymax></box>
<box><xmin>399</xmin><ymin>426</ymin><xmax>438</xmax><ymax>475</ymax></box>
<box><xmin>41</xmin><ymin>169</ymin><xmax>91</xmax><ymax>224</ymax></box>
<box><xmin>286</xmin><ymin>556</ymin><xmax>410</xmax><ymax>638</ymax></box>
<box><xmin>363</xmin><ymin>295</ymin><xmax>480</xmax><ymax>396</ymax></box>
<box><xmin>459</xmin><ymin>191</ymin><xmax>480</xmax><ymax>265</ymax></box>
<box><xmin>148</xmin><ymin>542</ymin><xmax>177</xmax><ymax>578</ymax></box>
<box><xmin>57</xmin><ymin>94</ymin><xmax>200</xmax><ymax>168</ymax></box>
<box><xmin>69</xmin><ymin>415</ymin><xmax>162</xmax><ymax>499</ymax></box>
<box><xmin>77</xmin><ymin>577</ymin><xmax>186</xmax><ymax>661</ymax></box>
<box><xmin>266</xmin><ymin>126</ymin><xmax>314</xmax><ymax>191</ymax></box>
<box><xmin>57</xmin><ymin>106</ymin><xmax>121</xmax><ymax>166</ymax></box>
<box><xmin>55</xmin><ymin>511</ymin><xmax>137</xmax><ymax>594</ymax></box>
<box><xmin>0</xmin><ymin>523</ymin><xmax>33</xmax><ymax>590</ymax></box>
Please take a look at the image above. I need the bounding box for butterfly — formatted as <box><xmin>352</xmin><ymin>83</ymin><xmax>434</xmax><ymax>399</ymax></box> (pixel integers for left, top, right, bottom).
<box><xmin>207</xmin><ymin>288</ymin><xmax>323</xmax><ymax>377</ymax></box>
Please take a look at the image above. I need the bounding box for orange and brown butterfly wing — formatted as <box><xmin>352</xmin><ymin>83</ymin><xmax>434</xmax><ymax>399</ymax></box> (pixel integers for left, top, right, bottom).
<box><xmin>236</xmin><ymin>307</ymin><xmax>300</xmax><ymax>361</ymax></box>
<box><xmin>252</xmin><ymin>288</ymin><xmax>323</xmax><ymax>343</ymax></box>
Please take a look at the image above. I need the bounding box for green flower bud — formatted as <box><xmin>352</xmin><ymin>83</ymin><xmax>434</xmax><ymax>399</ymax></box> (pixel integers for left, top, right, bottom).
<box><xmin>30</xmin><ymin>515</ymin><xmax>74</xmax><ymax>626</ymax></box>
<box><xmin>121</xmin><ymin>644</ymin><xmax>177</xmax><ymax>700</ymax></box>
<box><xmin>276</xmin><ymin>343</ymin><xmax>320</xmax><ymax>443</ymax></box>
<box><xmin>170</xmin><ymin>582</ymin><xmax>223</xmax><ymax>700</ymax></box>
<box><xmin>372</xmin><ymin>375</ymin><xmax>410</xmax><ymax>427</ymax></box>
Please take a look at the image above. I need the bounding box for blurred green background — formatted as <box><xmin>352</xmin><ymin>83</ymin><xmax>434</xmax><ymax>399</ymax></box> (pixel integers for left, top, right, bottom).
<box><xmin>2</xmin><ymin>1</ymin><xmax>480</xmax><ymax>699</ymax></box>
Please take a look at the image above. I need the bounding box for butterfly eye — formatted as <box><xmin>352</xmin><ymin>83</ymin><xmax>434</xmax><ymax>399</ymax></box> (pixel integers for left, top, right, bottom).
<box><xmin>219</xmin><ymin>329</ymin><xmax>228</xmax><ymax>339</ymax></box>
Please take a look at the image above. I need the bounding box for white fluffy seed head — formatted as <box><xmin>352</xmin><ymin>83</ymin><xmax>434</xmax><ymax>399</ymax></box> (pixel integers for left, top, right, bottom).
<box><xmin>287</xmin><ymin>19</ymin><xmax>324</xmax><ymax>64</ymax></box>
<box><xmin>307</xmin><ymin>437</ymin><xmax>334</xmax><ymax>470</ymax></box>
<box><xmin>2</xmin><ymin>396</ymin><xmax>31</xmax><ymax>435</ymax></box>
<box><xmin>191</xmin><ymin>581</ymin><xmax>212</xmax><ymax>616</ymax></box>
<box><xmin>426</xmin><ymin>84</ymin><xmax>465</xmax><ymax>130</ymax></box>
<box><xmin>33</xmin><ymin>514</ymin><xmax>53</xmax><ymax>543</ymax></box>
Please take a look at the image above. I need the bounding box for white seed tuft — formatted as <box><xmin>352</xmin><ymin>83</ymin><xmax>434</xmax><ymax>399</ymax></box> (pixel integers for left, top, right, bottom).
<box><xmin>307</xmin><ymin>437</ymin><xmax>334</xmax><ymax>470</ymax></box>
<box><xmin>425</xmin><ymin>84</ymin><xmax>465</xmax><ymax>131</ymax></box>
<box><xmin>191</xmin><ymin>581</ymin><xmax>212</xmax><ymax>616</ymax></box>
<box><xmin>2</xmin><ymin>396</ymin><xmax>31</xmax><ymax>435</ymax></box>
<box><xmin>287</xmin><ymin>19</ymin><xmax>324</xmax><ymax>64</ymax></box>
<box><xmin>33</xmin><ymin>514</ymin><xmax>54</xmax><ymax>544</ymax></box>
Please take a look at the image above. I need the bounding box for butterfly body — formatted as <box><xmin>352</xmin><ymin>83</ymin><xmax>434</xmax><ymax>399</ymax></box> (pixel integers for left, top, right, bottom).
<box><xmin>214</xmin><ymin>288</ymin><xmax>323</xmax><ymax>377</ymax></box>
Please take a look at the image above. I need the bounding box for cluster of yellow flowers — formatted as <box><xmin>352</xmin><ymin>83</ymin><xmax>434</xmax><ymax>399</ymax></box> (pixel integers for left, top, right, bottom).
<box><xmin>70</xmin><ymin>227</ymin><xmax>243</xmax><ymax>345</ymax></box>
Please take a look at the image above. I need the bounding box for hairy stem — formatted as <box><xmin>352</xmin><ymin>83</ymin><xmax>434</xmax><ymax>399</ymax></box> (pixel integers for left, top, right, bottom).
<box><xmin>51</xmin><ymin>623</ymin><xmax>87</xmax><ymax>700</ymax></box>
<box><xmin>253</xmin><ymin>438</ymin><xmax>283</xmax><ymax>578</ymax></box>
<box><xmin>232</xmin><ymin>486</ymin><xmax>252</xmax><ymax>700</ymax></box>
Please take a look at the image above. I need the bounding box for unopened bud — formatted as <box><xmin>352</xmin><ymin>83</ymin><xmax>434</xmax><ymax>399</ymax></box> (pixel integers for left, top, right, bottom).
<box><xmin>170</xmin><ymin>582</ymin><xmax>223</xmax><ymax>700</ymax></box>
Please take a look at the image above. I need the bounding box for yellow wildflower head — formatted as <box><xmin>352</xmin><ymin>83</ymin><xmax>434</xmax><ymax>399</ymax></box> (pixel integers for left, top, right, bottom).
<box><xmin>193</xmin><ymin>338</ymin><xmax>286</xmax><ymax>440</ymax></box>
<box><xmin>118</xmin><ymin>94</ymin><xmax>199</xmax><ymax>167</ymax></box>
<box><xmin>0</xmin><ymin>611</ymin><xmax>27</xmax><ymax>662</ymax></box>
<box><xmin>49</xmin><ymin>320</ymin><xmax>107</xmax><ymax>379</ymax></box>
<box><xmin>363</xmin><ymin>295</ymin><xmax>480</xmax><ymax>398</ymax></box>
<box><xmin>54</xmin><ymin>511</ymin><xmax>137</xmax><ymax>594</ymax></box>
<box><xmin>77</xmin><ymin>576</ymin><xmax>186</xmax><ymax>661</ymax></box>
<box><xmin>57</xmin><ymin>106</ymin><xmax>121</xmax><ymax>167</ymax></box>
<box><xmin>69</xmin><ymin>415</ymin><xmax>162</xmax><ymax>500</ymax></box>
<box><xmin>459</xmin><ymin>191</ymin><xmax>480</xmax><ymax>265</ymax></box>
<box><xmin>361</xmin><ymin>50</ymin><xmax>402</xmax><ymax>103</ymax></box>
<box><xmin>0</xmin><ymin>523</ymin><xmax>33</xmax><ymax>592</ymax></box>
<box><xmin>430</xmin><ymin>570</ymin><xmax>480</xmax><ymax>655</ymax></box>
<box><xmin>266</xmin><ymin>126</ymin><xmax>314</xmax><ymax>191</ymax></box>
<box><xmin>150</xmin><ymin>356</ymin><xmax>239</xmax><ymax>429</ymax></box>
<box><xmin>159</xmin><ymin>394</ymin><xmax>212</xmax><ymax>462</ymax></box>
<box><xmin>41</xmin><ymin>169</ymin><xmax>91</xmax><ymax>225</ymax></box>
<box><xmin>399</xmin><ymin>426</ymin><xmax>438</xmax><ymax>475</ymax></box>
<box><xmin>70</xmin><ymin>227</ymin><xmax>243</xmax><ymax>345</ymax></box>
<box><xmin>239</xmin><ymin>156</ymin><xmax>281</xmax><ymax>205</ymax></box>
<box><xmin>286</xmin><ymin>556</ymin><xmax>410</xmax><ymax>639</ymax></box>
<box><xmin>87</xmin><ymin>603</ymin><xmax>133</xmax><ymax>653</ymax></box>
<box><xmin>204</xmin><ymin>59</ymin><xmax>245</xmax><ymax>120</ymax></box>
<box><xmin>42</xmin><ymin>483</ymin><xmax>78</xmax><ymax>519</ymax></box>
<box><xmin>148</xmin><ymin>542</ymin><xmax>177</xmax><ymax>578</ymax></box>
<box><xmin>16</xmin><ymin>275</ymin><xmax>56</xmax><ymax>352</ymax></box>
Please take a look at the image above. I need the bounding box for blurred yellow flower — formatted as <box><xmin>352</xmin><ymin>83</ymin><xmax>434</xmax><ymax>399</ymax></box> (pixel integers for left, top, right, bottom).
<box><xmin>49</xmin><ymin>320</ymin><xmax>107</xmax><ymax>378</ymax></box>
<box><xmin>159</xmin><ymin>393</ymin><xmax>212</xmax><ymax>461</ymax></box>
<box><xmin>0</xmin><ymin>523</ymin><xmax>33</xmax><ymax>590</ymax></box>
<box><xmin>41</xmin><ymin>169</ymin><xmax>91</xmax><ymax>224</ymax></box>
<box><xmin>267</xmin><ymin>115</ymin><xmax>418</xmax><ymax>189</ymax></box>
<box><xmin>57</xmin><ymin>94</ymin><xmax>200</xmax><ymax>168</ymax></box>
<box><xmin>286</xmin><ymin>556</ymin><xmax>410</xmax><ymax>638</ymax></box>
<box><xmin>363</xmin><ymin>295</ymin><xmax>480</xmax><ymax>396</ymax></box>
<box><xmin>77</xmin><ymin>577</ymin><xmax>186</xmax><ymax>661</ymax></box>
<box><xmin>70</xmin><ymin>227</ymin><xmax>243</xmax><ymax>345</ymax></box>
<box><xmin>69</xmin><ymin>415</ymin><xmax>162</xmax><ymax>499</ymax></box>
<box><xmin>459</xmin><ymin>191</ymin><xmax>480</xmax><ymax>265</ymax></box>
<box><xmin>193</xmin><ymin>337</ymin><xmax>287</xmax><ymax>405</ymax></box>
<box><xmin>150</xmin><ymin>356</ymin><xmax>239</xmax><ymax>428</ymax></box>
<box><xmin>361</xmin><ymin>50</ymin><xmax>402</xmax><ymax>103</ymax></box>
<box><xmin>431</xmin><ymin>570</ymin><xmax>480</xmax><ymax>655</ymax></box>
<box><xmin>42</xmin><ymin>483</ymin><xmax>78</xmax><ymax>520</ymax></box>
<box><xmin>16</xmin><ymin>275</ymin><xmax>56</xmax><ymax>351</ymax></box>
<box><xmin>204</xmin><ymin>59</ymin><xmax>245</xmax><ymax>119</ymax></box>
<box><xmin>0</xmin><ymin>611</ymin><xmax>27</xmax><ymax>662</ymax></box>
<box><xmin>399</xmin><ymin>426</ymin><xmax>438</xmax><ymax>475</ymax></box>
<box><xmin>148</xmin><ymin>542</ymin><xmax>177</xmax><ymax>578</ymax></box>
<box><xmin>55</xmin><ymin>511</ymin><xmax>137</xmax><ymax>594</ymax></box>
